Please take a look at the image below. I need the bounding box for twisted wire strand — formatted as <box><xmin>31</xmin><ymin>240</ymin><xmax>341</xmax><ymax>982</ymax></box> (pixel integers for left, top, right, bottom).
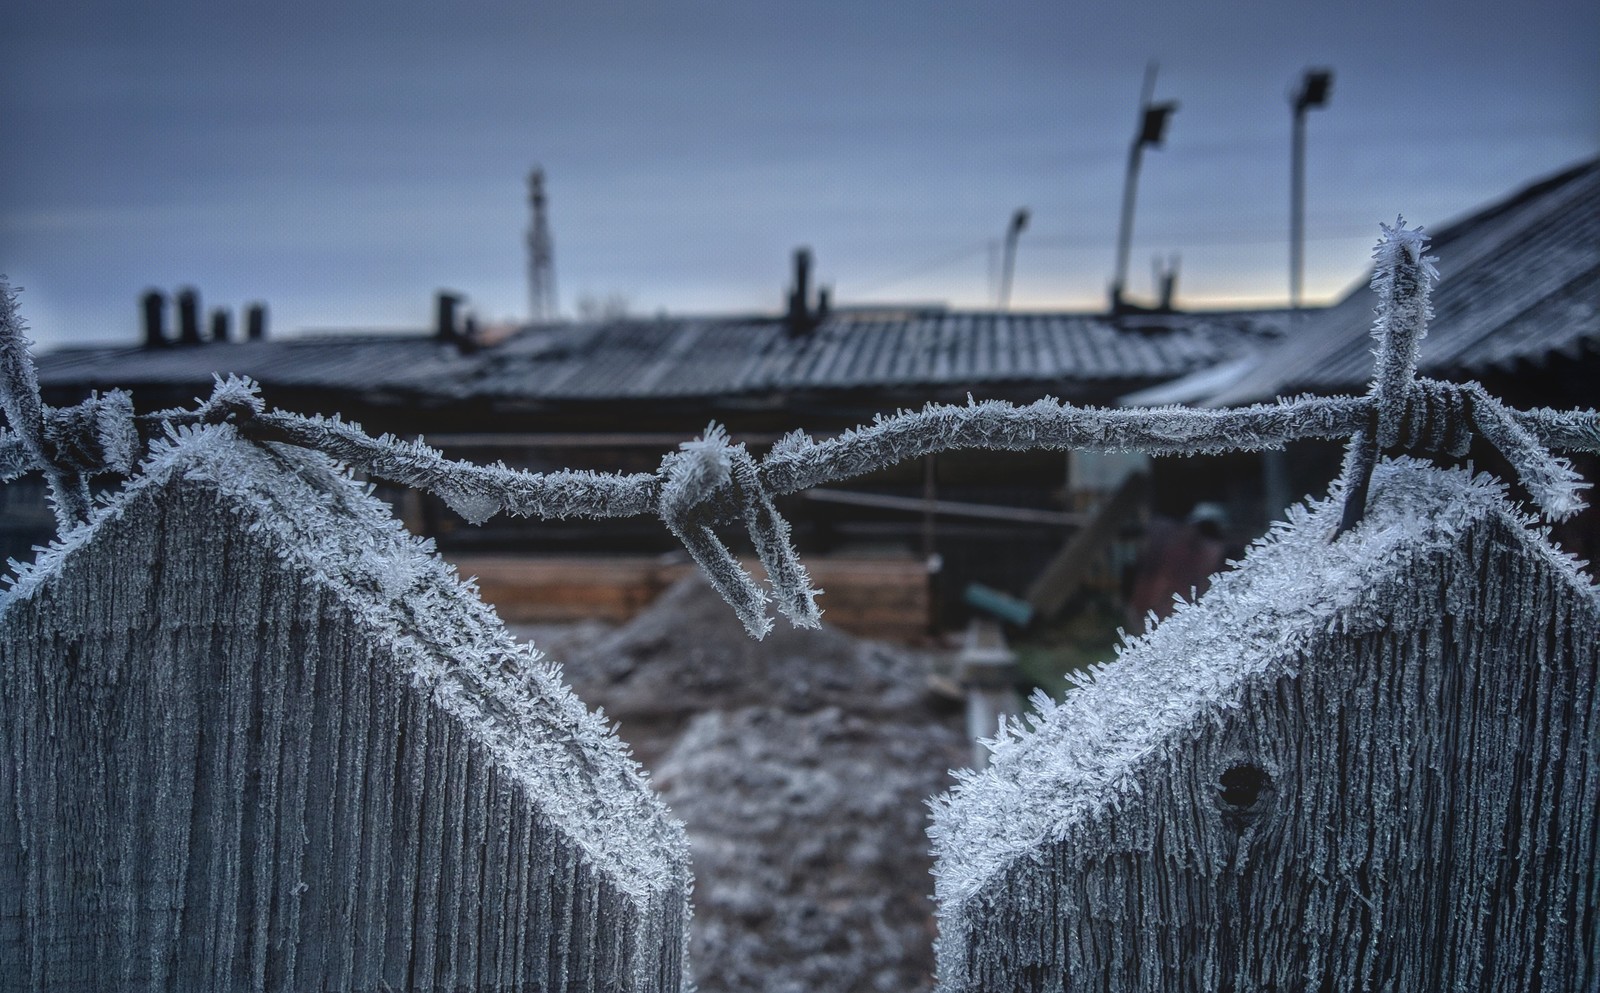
<box><xmin>0</xmin><ymin>284</ymin><xmax>91</xmax><ymax>526</ymax></box>
<box><xmin>2</xmin><ymin>383</ymin><xmax>1597</xmax><ymax>524</ymax></box>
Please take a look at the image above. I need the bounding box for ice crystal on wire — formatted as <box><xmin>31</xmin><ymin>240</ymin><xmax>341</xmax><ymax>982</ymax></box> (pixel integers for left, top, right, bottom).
<box><xmin>1368</xmin><ymin>217</ymin><xmax>1440</xmax><ymax>445</ymax></box>
<box><xmin>0</xmin><ymin>427</ymin><xmax>30</xmax><ymax>483</ymax></box>
<box><xmin>660</xmin><ymin>421</ymin><xmax>735</xmax><ymax>509</ymax></box>
<box><xmin>0</xmin><ymin>277</ymin><xmax>91</xmax><ymax>526</ymax></box>
<box><xmin>190</xmin><ymin>373</ymin><xmax>265</xmax><ymax>421</ymax></box>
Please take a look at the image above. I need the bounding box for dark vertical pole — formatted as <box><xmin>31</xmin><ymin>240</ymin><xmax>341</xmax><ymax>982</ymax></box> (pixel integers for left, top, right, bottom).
<box><xmin>527</xmin><ymin>168</ymin><xmax>557</xmax><ymax>322</ymax></box>
<box><xmin>1289</xmin><ymin>68</ymin><xmax>1332</xmax><ymax>314</ymax></box>
<box><xmin>209</xmin><ymin>308</ymin><xmax>230</xmax><ymax>343</ymax></box>
<box><xmin>1112</xmin><ymin>63</ymin><xmax>1160</xmax><ymax>312</ymax></box>
<box><xmin>1262</xmin><ymin>448</ymin><xmax>1291</xmax><ymax>525</ymax></box>
<box><xmin>1112</xmin><ymin>152</ymin><xmax>1147</xmax><ymax>310</ymax></box>
<box><xmin>1290</xmin><ymin>108</ymin><xmax>1307</xmax><ymax>313</ymax></box>
<box><xmin>998</xmin><ymin>209</ymin><xmax>1029</xmax><ymax>311</ymax></box>
<box><xmin>1274</xmin><ymin>96</ymin><xmax>1306</xmax><ymax>521</ymax></box>
<box><xmin>1274</xmin><ymin>68</ymin><xmax>1331</xmax><ymax>523</ymax></box>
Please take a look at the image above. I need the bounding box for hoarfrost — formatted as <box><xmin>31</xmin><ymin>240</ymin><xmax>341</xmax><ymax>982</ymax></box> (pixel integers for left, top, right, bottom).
<box><xmin>0</xmin><ymin>426</ymin><xmax>692</xmax><ymax>991</ymax></box>
<box><xmin>1368</xmin><ymin>215</ymin><xmax>1439</xmax><ymax>433</ymax></box>
<box><xmin>929</xmin><ymin>461</ymin><xmax>1600</xmax><ymax>991</ymax></box>
<box><xmin>0</xmin><ymin>279</ymin><xmax>91</xmax><ymax>525</ymax></box>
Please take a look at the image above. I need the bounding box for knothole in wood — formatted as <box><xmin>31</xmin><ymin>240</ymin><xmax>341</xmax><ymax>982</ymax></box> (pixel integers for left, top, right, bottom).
<box><xmin>1216</xmin><ymin>762</ymin><xmax>1275</xmax><ymax>831</ymax></box>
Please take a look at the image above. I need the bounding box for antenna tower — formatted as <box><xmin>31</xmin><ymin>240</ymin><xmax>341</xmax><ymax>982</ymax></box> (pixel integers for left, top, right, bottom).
<box><xmin>527</xmin><ymin>168</ymin><xmax>557</xmax><ymax>322</ymax></box>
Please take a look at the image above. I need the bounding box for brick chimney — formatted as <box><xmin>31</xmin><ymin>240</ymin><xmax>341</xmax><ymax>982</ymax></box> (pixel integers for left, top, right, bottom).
<box><xmin>176</xmin><ymin>288</ymin><xmax>203</xmax><ymax>345</ymax></box>
<box><xmin>435</xmin><ymin>291</ymin><xmax>462</xmax><ymax>343</ymax></box>
<box><xmin>785</xmin><ymin>248</ymin><xmax>824</xmax><ymax>336</ymax></box>
<box><xmin>245</xmin><ymin>302</ymin><xmax>268</xmax><ymax>342</ymax></box>
<box><xmin>141</xmin><ymin>289</ymin><xmax>167</xmax><ymax>348</ymax></box>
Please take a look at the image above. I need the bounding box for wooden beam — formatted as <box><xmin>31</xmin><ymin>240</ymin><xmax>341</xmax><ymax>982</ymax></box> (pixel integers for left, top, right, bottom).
<box><xmin>447</xmin><ymin>553</ymin><xmax>932</xmax><ymax>641</ymax></box>
<box><xmin>1024</xmin><ymin>471</ymin><xmax>1147</xmax><ymax>619</ymax></box>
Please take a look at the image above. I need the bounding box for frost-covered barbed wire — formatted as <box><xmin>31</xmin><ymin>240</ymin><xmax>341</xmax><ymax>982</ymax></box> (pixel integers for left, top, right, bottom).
<box><xmin>1334</xmin><ymin>218</ymin><xmax>1587</xmax><ymax>533</ymax></box>
<box><xmin>756</xmin><ymin>393</ymin><xmax>1372</xmax><ymax>493</ymax></box>
<box><xmin>0</xmin><ymin>281</ymin><xmax>93</xmax><ymax>527</ymax></box>
<box><xmin>2</xmin><ymin>220</ymin><xmax>1599</xmax><ymax>636</ymax></box>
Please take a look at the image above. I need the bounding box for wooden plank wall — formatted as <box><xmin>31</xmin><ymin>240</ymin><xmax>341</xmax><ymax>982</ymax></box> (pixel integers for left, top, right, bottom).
<box><xmin>450</xmin><ymin>554</ymin><xmax>932</xmax><ymax>642</ymax></box>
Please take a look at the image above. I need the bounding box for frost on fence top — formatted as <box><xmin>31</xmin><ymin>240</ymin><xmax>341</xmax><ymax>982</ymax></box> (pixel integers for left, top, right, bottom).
<box><xmin>929</xmin><ymin>459</ymin><xmax>1600</xmax><ymax>991</ymax></box>
<box><xmin>0</xmin><ymin>424</ymin><xmax>690</xmax><ymax>991</ymax></box>
<box><xmin>5</xmin><ymin>423</ymin><xmax>687</xmax><ymax>887</ymax></box>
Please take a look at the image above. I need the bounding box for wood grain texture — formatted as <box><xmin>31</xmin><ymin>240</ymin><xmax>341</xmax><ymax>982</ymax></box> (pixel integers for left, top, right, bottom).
<box><xmin>932</xmin><ymin>461</ymin><xmax>1600</xmax><ymax>992</ymax></box>
<box><xmin>0</xmin><ymin>427</ymin><xmax>690</xmax><ymax>992</ymax></box>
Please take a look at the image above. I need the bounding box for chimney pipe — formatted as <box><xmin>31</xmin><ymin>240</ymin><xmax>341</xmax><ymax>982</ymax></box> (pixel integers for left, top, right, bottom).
<box><xmin>1158</xmin><ymin>255</ymin><xmax>1179</xmax><ymax>312</ymax></box>
<box><xmin>209</xmin><ymin>307</ymin><xmax>231</xmax><ymax>343</ymax></box>
<box><xmin>245</xmin><ymin>302</ymin><xmax>268</xmax><ymax>341</ymax></box>
<box><xmin>141</xmin><ymin>289</ymin><xmax>167</xmax><ymax>348</ymax></box>
<box><xmin>792</xmin><ymin>249</ymin><xmax>811</xmax><ymax>312</ymax></box>
<box><xmin>177</xmin><ymin>287</ymin><xmax>203</xmax><ymax>345</ymax></box>
<box><xmin>435</xmin><ymin>291</ymin><xmax>462</xmax><ymax>343</ymax></box>
<box><xmin>786</xmin><ymin>247</ymin><xmax>817</xmax><ymax>335</ymax></box>
<box><xmin>458</xmin><ymin>311</ymin><xmax>480</xmax><ymax>355</ymax></box>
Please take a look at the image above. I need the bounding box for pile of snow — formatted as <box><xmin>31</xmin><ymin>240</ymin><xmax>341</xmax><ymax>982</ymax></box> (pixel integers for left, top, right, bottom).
<box><xmin>555</xmin><ymin>576</ymin><xmax>967</xmax><ymax>993</ymax></box>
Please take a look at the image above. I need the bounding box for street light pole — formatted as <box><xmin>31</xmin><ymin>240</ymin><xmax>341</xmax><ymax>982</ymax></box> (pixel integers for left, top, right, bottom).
<box><xmin>1111</xmin><ymin>62</ymin><xmax>1178</xmax><ymax>313</ymax></box>
<box><xmin>1289</xmin><ymin>68</ymin><xmax>1333</xmax><ymax>313</ymax></box>
<box><xmin>998</xmin><ymin>208</ymin><xmax>1030</xmax><ymax>311</ymax></box>
<box><xmin>1270</xmin><ymin>68</ymin><xmax>1334</xmax><ymax>524</ymax></box>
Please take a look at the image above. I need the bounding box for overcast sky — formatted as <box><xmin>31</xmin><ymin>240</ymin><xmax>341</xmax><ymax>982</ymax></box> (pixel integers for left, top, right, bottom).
<box><xmin>2</xmin><ymin>0</ymin><xmax>1596</xmax><ymax>349</ymax></box>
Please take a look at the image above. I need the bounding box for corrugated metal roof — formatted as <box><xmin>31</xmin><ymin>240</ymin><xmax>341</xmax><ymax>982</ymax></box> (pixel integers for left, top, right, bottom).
<box><xmin>36</xmin><ymin>310</ymin><xmax>1277</xmax><ymax>404</ymax></box>
<box><xmin>463</xmin><ymin>310</ymin><xmax>1274</xmax><ymax>401</ymax></box>
<box><xmin>1199</xmin><ymin>157</ymin><xmax>1600</xmax><ymax>407</ymax></box>
<box><xmin>36</xmin><ymin>334</ymin><xmax>477</xmax><ymax>396</ymax></box>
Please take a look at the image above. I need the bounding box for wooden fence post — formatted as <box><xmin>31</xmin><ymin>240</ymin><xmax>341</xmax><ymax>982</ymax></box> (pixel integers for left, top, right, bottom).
<box><xmin>0</xmin><ymin>427</ymin><xmax>691</xmax><ymax>992</ymax></box>
<box><xmin>931</xmin><ymin>461</ymin><xmax>1599</xmax><ymax>992</ymax></box>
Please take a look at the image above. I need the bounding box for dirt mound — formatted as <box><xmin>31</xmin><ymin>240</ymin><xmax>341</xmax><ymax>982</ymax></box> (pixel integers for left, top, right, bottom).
<box><xmin>557</xmin><ymin>575</ymin><xmax>944</xmax><ymax>765</ymax></box>
<box><xmin>550</xmin><ymin>575</ymin><xmax>967</xmax><ymax>993</ymax></box>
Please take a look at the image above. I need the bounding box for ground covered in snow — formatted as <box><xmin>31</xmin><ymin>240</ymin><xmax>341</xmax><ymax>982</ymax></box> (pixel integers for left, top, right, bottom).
<box><xmin>517</xmin><ymin>577</ymin><xmax>969</xmax><ymax>993</ymax></box>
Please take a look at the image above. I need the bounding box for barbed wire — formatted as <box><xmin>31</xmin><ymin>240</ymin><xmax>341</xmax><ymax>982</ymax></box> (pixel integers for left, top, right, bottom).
<box><xmin>4</xmin><ymin>220</ymin><xmax>1599</xmax><ymax>637</ymax></box>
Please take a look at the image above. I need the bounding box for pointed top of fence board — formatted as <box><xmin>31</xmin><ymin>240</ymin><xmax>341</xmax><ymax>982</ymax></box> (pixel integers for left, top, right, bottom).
<box><xmin>1</xmin><ymin>424</ymin><xmax>690</xmax><ymax>991</ymax></box>
<box><xmin>930</xmin><ymin>459</ymin><xmax>1600</xmax><ymax>992</ymax></box>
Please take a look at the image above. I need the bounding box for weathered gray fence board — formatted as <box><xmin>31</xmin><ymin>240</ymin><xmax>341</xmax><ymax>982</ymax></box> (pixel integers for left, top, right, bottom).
<box><xmin>0</xmin><ymin>426</ymin><xmax>690</xmax><ymax>991</ymax></box>
<box><xmin>931</xmin><ymin>461</ymin><xmax>1600</xmax><ymax>992</ymax></box>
